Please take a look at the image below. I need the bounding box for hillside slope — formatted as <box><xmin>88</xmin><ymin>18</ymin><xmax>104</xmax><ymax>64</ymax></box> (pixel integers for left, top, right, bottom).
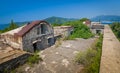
<box><xmin>44</xmin><ymin>16</ymin><xmax>78</xmax><ymax>24</ymax></box>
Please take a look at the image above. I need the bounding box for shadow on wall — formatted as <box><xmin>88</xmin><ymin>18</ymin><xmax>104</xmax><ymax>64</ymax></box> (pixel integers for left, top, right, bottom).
<box><xmin>32</xmin><ymin>37</ymin><xmax>55</xmax><ymax>52</ymax></box>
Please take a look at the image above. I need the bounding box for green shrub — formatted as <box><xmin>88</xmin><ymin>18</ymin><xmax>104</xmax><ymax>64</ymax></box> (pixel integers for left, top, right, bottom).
<box><xmin>61</xmin><ymin>19</ymin><xmax>94</xmax><ymax>39</ymax></box>
<box><xmin>84</xmin><ymin>48</ymin><xmax>101</xmax><ymax>73</ymax></box>
<box><xmin>75</xmin><ymin>35</ymin><xmax>103</xmax><ymax>73</ymax></box>
<box><xmin>27</xmin><ymin>51</ymin><xmax>42</xmax><ymax>65</ymax></box>
<box><xmin>68</xmin><ymin>23</ymin><xmax>93</xmax><ymax>39</ymax></box>
<box><xmin>110</xmin><ymin>22</ymin><xmax>120</xmax><ymax>41</ymax></box>
<box><xmin>75</xmin><ymin>51</ymin><xmax>87</xmax><ymax>65</ymax></box>
<box><xmin>75</xmin><ymin>49</ymin><xmax>97</xmax><ymax>66</ymax></box>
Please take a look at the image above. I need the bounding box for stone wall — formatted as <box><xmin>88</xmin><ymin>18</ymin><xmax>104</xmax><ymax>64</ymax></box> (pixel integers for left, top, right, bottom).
<box><xmin>91</xmin><ymin>29</ymin><xmax>104</xmax><ymax>34</ymax></box>
<box><xmin>0</xmin><ymin>53</ymin><xmax>30</xmax><ymax>72</ymax></box>
<box><xmin>0</xmin><ymin>34</ymin><xmax>21</xmax><ymax>49</ymax></box>
<box><xmin>54</xmin><ymin>26</ymin><xmax>74</xmax><ymax>37</ymax></box>
<box><xmin>22</xmin><ymin>23</ymin><xmax>54</xmax><ymax>52</ymax></box>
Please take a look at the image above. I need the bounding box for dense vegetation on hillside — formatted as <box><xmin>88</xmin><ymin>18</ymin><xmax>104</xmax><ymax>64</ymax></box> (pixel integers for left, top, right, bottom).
<box><xmin>45</xmin><ymin>16</ymin><xmax>78</xmax><ymax>24</ymax></box>
<box><xmin>110</xmin><ymin>22</ymin><xmax>120</xmax><ymax>40</ymax></box>
<box><xmin>0</xmin><ymin>20</ymin><xmax>18</xmax><ymax>33</ymax></box>
<box><xmin>62</xmin><ymin>18</ymin><xmax>94</xmax><ymax>39</ymax></box>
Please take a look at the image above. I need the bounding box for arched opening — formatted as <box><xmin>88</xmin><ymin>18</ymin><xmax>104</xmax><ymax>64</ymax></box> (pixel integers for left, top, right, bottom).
<box><xmin>32</xmin><ymin>39</ymin><xmax>45</xmax><ymax>52</ymax></box>
<box><xmin>33</xmin><ymin>42</ymin><xmax>37</xmax><ymax>52</ymax></box>
<box><xmin>96</xmin><ymin>30</ymin><xmax>101</xmax><ymax>35</ymax></box>
<box><xmin>41</xmin><ymin>24</ymin><xmax>49</xmax><ymax>34</ymax></box>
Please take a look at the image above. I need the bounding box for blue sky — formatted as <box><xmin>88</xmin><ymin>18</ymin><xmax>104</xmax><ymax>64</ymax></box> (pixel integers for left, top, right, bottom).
<box><xmin>0</xmin><ymin>0</ymin><xmax>120</xmax><ymax>24</ymax></box>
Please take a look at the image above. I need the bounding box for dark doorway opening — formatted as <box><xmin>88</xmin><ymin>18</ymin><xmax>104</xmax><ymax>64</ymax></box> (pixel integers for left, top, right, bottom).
<box><xmin>48</xmin><ymin>38</ymin><xmax>54</xmax><ymax>46</ymax></box>
<box><xmin>33</xmin><ymin>43</ymin><xmax>37</xmax><ymax>52</ymax></box>
<box><xmin>96</xmin><ymin>30</ymin><xmax>101</xmax><ymax>35</ymax></box>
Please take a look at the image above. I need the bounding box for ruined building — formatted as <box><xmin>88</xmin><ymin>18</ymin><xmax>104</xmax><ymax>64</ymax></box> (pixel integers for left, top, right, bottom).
<box><xmin>0</xmin><ymin>20</ymin><xmax>54</xmax><ymax>52</ymax></box>
<box><xmin>83</xmin><ymin>21</ymin><xmax>104</xmax><ymax>34</ymax></box>
<box><xmin>90</xmin><ymin>22</ymin><xmax>104</xmax><ymax>34</ymax></box>
<box><xmin>54</xmin><ymin>26</ymin><xmax>74</xmax><ymax>38</ymax></box>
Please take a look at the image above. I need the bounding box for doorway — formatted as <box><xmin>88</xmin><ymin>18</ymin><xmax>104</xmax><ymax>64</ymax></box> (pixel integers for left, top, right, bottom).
<box><xmin>33</xmin><ymin>43</ymin><xmax>37</xmax><ymax>52</ymax></box>
<box><xmin>48</xmin><ymin>38</ymin><xmax>54</xmax><ymax>46</ymax></box>
<box><xmin>96</xmin><ymin>30</ymin><xmax>101</xmax><ymax>35</ymax></box>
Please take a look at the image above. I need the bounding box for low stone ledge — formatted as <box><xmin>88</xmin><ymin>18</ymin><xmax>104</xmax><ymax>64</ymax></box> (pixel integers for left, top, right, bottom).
<box><xmin>0</xmin><ymin>53</ymin><xmax>31</xmax><ymax>72</ymax></box>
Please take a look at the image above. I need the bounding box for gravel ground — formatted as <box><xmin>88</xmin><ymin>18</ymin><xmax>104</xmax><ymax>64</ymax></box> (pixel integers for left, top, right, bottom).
<box><xmin>16</xmin><ymin>38</ymin><xmax>96</xmax><ymax>73</ymax></box>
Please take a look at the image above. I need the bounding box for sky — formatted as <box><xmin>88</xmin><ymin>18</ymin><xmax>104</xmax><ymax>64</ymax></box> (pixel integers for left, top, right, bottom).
<box><xmin>0</xmin><ymin>0</ymin><xmax>120</xmax><ymax>24</ymax></box>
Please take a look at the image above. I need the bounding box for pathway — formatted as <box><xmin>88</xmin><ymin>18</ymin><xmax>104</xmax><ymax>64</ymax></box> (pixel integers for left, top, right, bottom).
<box><xmin>100</xmin><ymin>25</ymin><xmax>120</xmax><ymax>73</ymax></box>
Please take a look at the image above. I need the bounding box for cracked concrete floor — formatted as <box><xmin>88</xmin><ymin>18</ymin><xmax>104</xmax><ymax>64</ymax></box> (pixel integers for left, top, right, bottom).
<box><xmin>16</xmin><ymin>38</ymin><xmax>96</xmax><ymax>73</ymax></box>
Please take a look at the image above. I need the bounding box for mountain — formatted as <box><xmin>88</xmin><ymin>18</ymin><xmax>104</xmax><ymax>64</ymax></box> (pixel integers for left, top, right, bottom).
<box><xmin>91</xmin><ymin>15</ymin><xmax>120</xmax><ymax>22</ymax></box>
<box><xmin>0</xmin><ymin>16</ymin><xmax>78</xmax><ymax>30</ymax></box>
<box><xmin>44</xmin><ymin>16</ymin><xmax>78</xmax><ymax>24</ymax></box>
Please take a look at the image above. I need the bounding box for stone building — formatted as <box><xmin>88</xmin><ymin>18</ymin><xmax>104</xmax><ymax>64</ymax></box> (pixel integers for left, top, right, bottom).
<box><xmin>0</xmin><ymin>20</ymin><xmax>54</xmax><ymax>52</ymax></box>
<box><xmin>90</xmin><ymin>22</ymin><xmax>104</xmax><ymax>34</ymax></box>
<box><xmin>83</xmin><ymin>20</ymin><xmax>91</xmax><ymax>27</ymax></box>
<box><xmin>91</xmin><ymin>22</ymin><xmax>101</xmax><ymax>25</ymax></box>
<box><xmin>54</xmin><ymin>26</ymin><xmax>74</xmax><ymax>38</ymax></box>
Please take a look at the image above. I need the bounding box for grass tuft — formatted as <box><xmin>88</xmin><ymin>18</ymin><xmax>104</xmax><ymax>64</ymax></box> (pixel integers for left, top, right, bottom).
<box><xmin>27</xmin><ymin>51</ymin><xmax>42</xmax><ymax>66</ymax></box>
<box><xmin>75</xmin><ymin>35</ymin><xmax>103</xmax><ymax>73</ymax></box>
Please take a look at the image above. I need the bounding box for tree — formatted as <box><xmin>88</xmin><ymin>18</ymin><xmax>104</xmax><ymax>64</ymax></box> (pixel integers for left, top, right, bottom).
<box><xmin>79</xmin><ymin>18</ymin><xmax>89</xmax><ymax>22</ymax></box>
<box><xmin>1</xmin><ymin>19</ymin><xmax>18</xmax><ymax>33</ymax></box>
<box><xmin>9</xmin><ymin>20</ymin><xmax>18</xmax><ymax>30</ymax></box>
<box><xmin>62</xmin><ymin>18</ymin><xmax>93</xmax><ymax>39</ymax></box>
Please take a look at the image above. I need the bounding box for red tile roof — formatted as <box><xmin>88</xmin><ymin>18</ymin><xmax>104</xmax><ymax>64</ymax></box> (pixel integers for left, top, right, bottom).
<box><xmin>85</xmin><ymin>20</ymin><xmax>91</xmax><ymax>25</ymax></box>
<box><xmin>15</xmin><ymin>20</ymin><xmax>49</xmax><ymax>37</ymax></box>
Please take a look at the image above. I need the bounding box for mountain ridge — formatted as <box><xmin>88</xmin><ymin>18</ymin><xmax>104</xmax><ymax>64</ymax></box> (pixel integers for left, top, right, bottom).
<box><xmin>44</xmin><ymin>16</ymin><xmax>78</xmax><ymax>24</ymax></box>
<box><xmin>1</xmin><ymin>15</ymin><xmax>120</xmax><ymax>30</ymax></box>
<box><xmin>91</xmin><ymin>15</ymin><xmax>120</xmax><ymax>22</ymax></box>
<box><xmin>0</xmin><ymin>16</ymin><xmax>78</xmax><ymax>30</ymax></box>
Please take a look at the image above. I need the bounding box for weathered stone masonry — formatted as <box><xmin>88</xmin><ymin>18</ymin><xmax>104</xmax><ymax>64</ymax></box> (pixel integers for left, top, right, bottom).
<box><xmin>1</xmin><ymin>20</ymin><xmax>55</xmax><ymax>52</ymax></box>
<box><xmin>0</xmin><ymin>53</ymin><xmax>30</xmax><ymax>72</ymax></box>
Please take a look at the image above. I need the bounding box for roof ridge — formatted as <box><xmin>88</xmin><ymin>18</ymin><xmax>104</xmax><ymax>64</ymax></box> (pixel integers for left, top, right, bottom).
<box><xmin>15</xmin><ymin>20</ymin><xmax>49</xmax><ymax>37</ymax></box>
